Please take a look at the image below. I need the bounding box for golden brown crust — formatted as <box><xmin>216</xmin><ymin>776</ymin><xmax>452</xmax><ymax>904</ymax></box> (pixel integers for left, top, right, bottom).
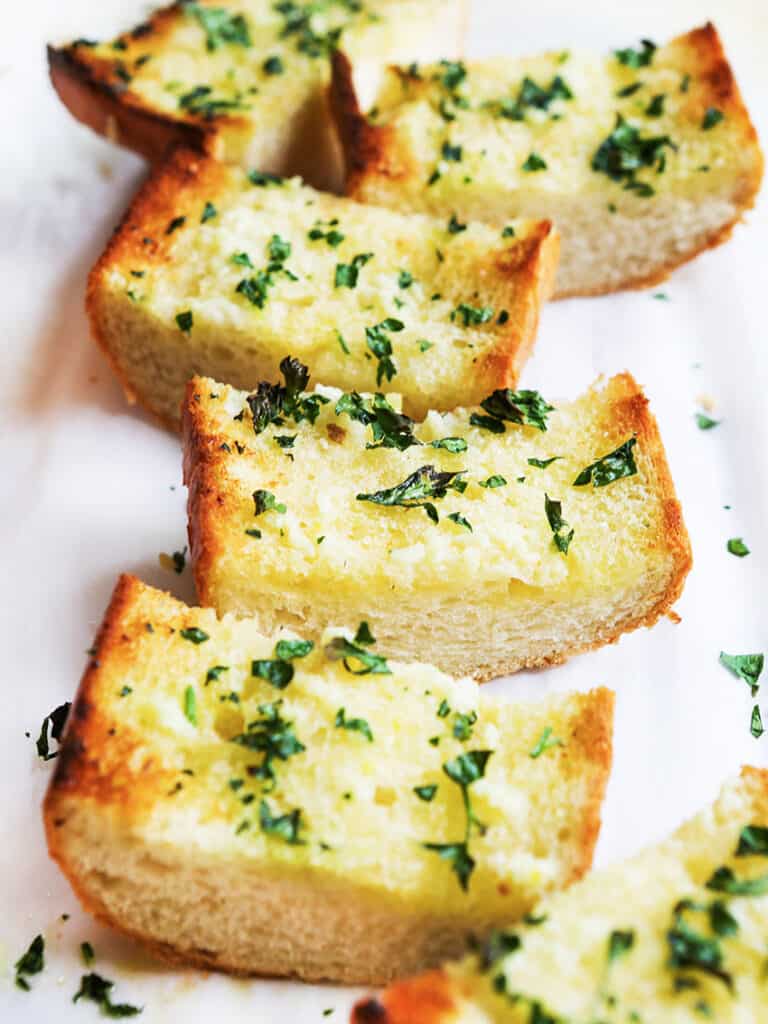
<box><xmin>332</xmin><ymin>24</ymin><xmax>764</xmax><ymax>299</ymax></box>
<box><xmin>47</xmin><ymin>2</ymin><xmax>248</xmax><ymax>162</ymax></box>
<box><xmin>86</xmin><ymin>147</ymin><xmax>229</xmax><ymax>429</ymax></box>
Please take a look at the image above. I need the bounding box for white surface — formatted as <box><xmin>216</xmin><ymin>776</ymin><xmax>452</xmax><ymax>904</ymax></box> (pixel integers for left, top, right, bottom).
<box><xmin>2</xmin><ymin>1</ymin><xmax>767</xmax><ymax>1020</ymax></box>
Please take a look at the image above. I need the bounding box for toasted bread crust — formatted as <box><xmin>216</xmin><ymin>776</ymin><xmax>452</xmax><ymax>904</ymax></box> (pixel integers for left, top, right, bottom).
<box><xmin>331</xmin><ymin>24</ymin><xmax>764</xmax><ymax>299</ymax></box>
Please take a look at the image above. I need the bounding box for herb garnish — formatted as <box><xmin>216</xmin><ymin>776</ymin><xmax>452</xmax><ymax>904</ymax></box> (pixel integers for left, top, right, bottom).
<box><xmin>175</xmin><ymin>310</ymin><xmax>193</xmax><ymax>333</ymax></box>
<box><xmin>179</xmin><ymin>84</ymin><xmax>249</xmax><ymax>119</ymax></box>
<box><xmin>479</xmin><ymin>475</ymin><xmax>507</xmax><ymax>488</ymax></box>
<box><xmin>325</xmin><ymin>623</ymin><xmax>391</xmax><ymax>676</ymax></box>
<box><xmin>236</xmin><ymin>234</ymin><xmax>297</xmax><ymax>309</ymax></box>
<box><xmin>365</xmin><ymin>318</ymin><xmax>404</xmax><ymax>385</ymax></box>
<box><xmin>252</xmin><ymin>639</ymin><xmax>312</xmax><ymax>690</ymax></box>
<box><xmin>183</xmin><ymin>686</ymin><xmax>197</xmax><ymax>726</ymax></box>
<box><xmin>470</xmin><ymin>388</ymin><xmax>553</xmax><ymax>434</ymax></box>
<box><xmin>73</xmin><ymin>972</ymin><xmax>142</xmax><ymax>1016</ymax></box>
<box><xmin>615</xmin><ymin>39</ymin><xmax>656</xmax><ymax>67</ymax></box>
<box><xmin>259</xmin><ymin>799</ymin><xmax>303</xmax><ymax>844</ymax></box>
<box><xmin>231</xmin><ymin>700</ymin><xmax>305</xmax><ymax>790</ymax></box>
<box><xmin>335</xmin><ymin>252</ymin><xmax>373</xmax><ymax>288</ymax></box>
<box><xmin>357</xmin><ymin>465</ymin><xmax>466</xmax><ymax>523</ymax></box>
<box><xmin>15</xmin><ymin>935</ymin><xmax>44</xmax><ymax>991</ymax></box>
<box><xmin>308</xmin><ymin>219</ymin><xmax>345</xmax><ymax>247</ymax></box>
<box><xmin>35</xmin><ymin>701</ymin><xmax>71</xmax><ymax>761</ymax></box>
<box><xmin>335</xmin><ymin>707</ymin><xmax>373</xmax><ymax>742</ymax></box>
<box><xmin>736</xmin><ymin>825</ymin><xmax>768</xmax><ymax>856</ymax></box>
<box><xmin>702</xmin><ymin>108</ymin><xmax>724</xmax><ymax>130</ymax></box>
<box><xmin>451</xmin><ymin>303</ymin><xmax>493</xmax><ymax>326</ymax></box>
<box><xmin>667</xmin><ymin>900</ymin><xmax>732</xmax><ymax>990</ymax></box>
<box><xmin>696</xmin><ymin>412</ymin><xmax>719</xmax><ymax>430</ymax></box>
<box><xmin>184</xmin><ymin>3</ymin><xmax>251</xmax><ymax>51</ymax></box>
<box><xmin>424</xmin><ymin>750</ymin><xmax>493</xmax><ymax>891</ymax></box>
<box><xmin>607</xmin><ymin>929</ymin><xmax>635</xmax><ymax>962</ymax></box>
<box><xmin>529</xmin><ymin>725</ymin><xmax>564</xmax><ymax>758</ymax></box>
<box><xmin>263</xmin><ymin>55</ymin><xmax>284</xmax><ymax>75</ymax></box>
<box><xmin>719</xmin><ymin>652</ymin><xmax>763</xmax><ymax>695</ymax></box>
<box><xmin>545</xmin><ymin>494</ymin><xmax>573</xmax><ymax>555</ymax></box>
<box><xmin>180</xmin><ymin>627</ymin><xmax>209</xmax><ymax>644</ymax></box>
<box><xmin>592</xmin><ymin>115</ymin><xmax>674</xmax><ymax>196</ymax></box>
<box><xmin>727</xmin><ymin>538</ymin><xmax>749</xmax><ymax>557</ymax></box>
<box><xmin>573</xmin><ymin>437</ymin><xmax>638</xmax><ymax>486</ymax></box>
<box><xmin>495</xmin><ymin>75</ymin><xmax>573</xmax><ymax>120</ymax></box>
<box><xmin>335</xmin><ymin>391</ymin><xmax>418</xmax><ymax>450</ymax></box>
<box><xmin>706</xmin><ymin>866</ymin><xmax>768</xmax><ymax>896</ymax></box>
<box><xmin>528</xmin><ymin>456</ymin><xmax>560</xmax><ymax>469</ymax></box>
<box><xmin>414</xmin><ymin>784</ymin><xmax>438</xmax><ymax>801</ymax></box>
<box><xmin>522</xmin><ymin>152</ymin><xmax>548</xmax><ymax>172</ymax></box>
<box><xmin>246</xmin><ymin>356</ymin><xmax>329</xmax><ymax>434</ymax></box>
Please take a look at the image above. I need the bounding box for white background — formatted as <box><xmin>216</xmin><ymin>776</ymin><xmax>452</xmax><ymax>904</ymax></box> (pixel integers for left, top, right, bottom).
<box><xmin>1</xmin><ymin>1</ymin><xmax>767</xmax><ymax>1020</ymax></box>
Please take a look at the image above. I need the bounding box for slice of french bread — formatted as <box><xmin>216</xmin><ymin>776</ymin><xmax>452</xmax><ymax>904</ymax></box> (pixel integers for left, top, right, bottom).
<box><xmin>44</xmin><ymin>574</ymin><xmax>614</xmax><ymax>985</ymax></box>
<box><xmin>48</xmin><ymin>0</ymin><xmax>468</xmax><ymax>191</ymax></box>
<box><xmin>182</xmin><ymin>367</ymin><xmax>691</xmax><ymax>681</ymax></box>
<box><xmin>331</xmin><ymin>23</ymin><xmax>763</xmax><ymax>297</ymax></box>
<box><xmin>88</xmin><ymin>146</ymin><xmax>557</xmax><ymax>428</ymax></box>
<box><xmin>353</xmin><ymin>767</ymin><xmax>768</xmax><ymax>1022</ymax></box>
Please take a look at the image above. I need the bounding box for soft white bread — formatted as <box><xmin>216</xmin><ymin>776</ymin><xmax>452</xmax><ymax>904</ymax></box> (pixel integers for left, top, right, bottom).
<box><xmin>353</xmin><ymin>767</ymin><xmax>768</xmax><ymax>1022</ymax></box>
<box><xmin>87</xmin><ymin>146</ymin><xmax>557</xmax><ymax>429</ymax></box>
<box><xmin>331</xmin><ymin>23</ymin><xmax>763</xmax><ymax>297</ymax></box>
<box><xmin>48</xmin><ymin>0</ymin><xmax>468</xmax><ymax>191</ymax></box>
<box><xmin>182</xmin><ymin>368</ymin><xmax>691</xmax><ymax>681</ymax></box>
<box><xmin>44</xmin><ymin>575</ymin><xmax>614</xmax><ymax>985</ymax></box>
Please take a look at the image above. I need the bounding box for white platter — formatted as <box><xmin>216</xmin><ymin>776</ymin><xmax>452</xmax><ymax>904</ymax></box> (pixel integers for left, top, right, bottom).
<box><xmin>1</xmin><ymin>0</ymin><xmax>766</xmax><ymax>1020</ymax></box>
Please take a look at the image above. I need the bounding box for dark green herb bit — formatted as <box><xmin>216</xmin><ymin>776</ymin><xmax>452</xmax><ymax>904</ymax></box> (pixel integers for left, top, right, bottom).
<box><xmin>726</xmin><ymin>538</ymin><xmax>749</xmax><ymax>557</ymax></box>
<box><xmin>335</xmin><ymin>707</ymin><xmax>373</xmax><ymax>742</ymax></box>
<box><xmin>529</xmin><ymin>725</ymin><xmax>564</xmax><ymax>758</ymax></box>
<box><xmin>497</xmin><ymin>75</ymin><xmax>572</xmax><ymax>120</ymax></box>
<box><xmin>414</xmin><ymin>784</ymin><xmax>438</xmax><ymax>801</ymax></box>
<box><xmin>201</xmin><ymin>201</ymin><xmax>217</xmax><ymax>223</ymax></box>
<box><xmin>275</xmin><ymin>639</ymin><xmax>314</xmax><ymax>661</ymax></box>
<box><xmin>365</xmin><ymin>318</ymin><xmax>404</xmax><ymax>385</ymax></box>
<box><xmin>706</xmin><ymin>865</ymin><xmax>768</xmax><ymax>896</ymax></box>
<box><xmin>545</xmin><ymin>494</ymin><xmax>573</xmax><ymax>555</ymax></box>
<box><xmin>667</xmin><ymin>901</ymin><xmax>732</xmax><ymax>990</ymax></box>
<box><xmin>356</xmin><ymin>465</ymin><xmax>466</xmax><ymax>524</ymax></box>
<box><xmin>73</xmin><ymin>971</ymin><xmax>141</xmax><ymax>1016</ymax></box>
<box><xmin>335</xmin><ymin>252</ymin><xmax>373</xmax><ymax>288</ymax></box>
<box><xmin>573</xmin><ymin>437</ymin><xmax>638</xmax><ymax>487</ymax></box>
<box><xmin>453</xmin><ymin>710</ymin><xmax>477</xmax><ymax>740</ymax></box>
<box><xmin>437</xmin><ymin>698</ymin><xmax>451</xmax><ymax>718</ymax></box>
<box><xmin>165</xmin><ymin>215</ymin><xmax>186</xmax><ymax>235</ymax></box>
<box><xmin>718</xmin><ymin>652</ymin><xmax>763</xmax><ymax>694</ymax></box>
<box><xmin>183</xmin><ymin>685</ymin><xmax>197</xmax><ymax>726</ymax></box>
<box><xmin>702</xmin><ymin>107</ymin><xmax>724</xmax><ymax>130</ymax></box>
<box><xmin>479</xmin><ymin>475</ymin><xmax>507</xmax><ymax>488</ymax></box>
<box><xmin>475</xmin><ymin>388</ymin><xmax>554</xmax><ymax>433</ymax></box>
<box><xmin>36</xmin><ymin>701</ymin><xmax>71</xmax><ymax>761</ymax></box>
<box><xmin>695</xmin><ymin>412</ymin><xmax>719</xmax><ymax>430</ymax></box>
<box><xmin>335</xmin><ymin>391</ymin><xmax>418</xmax><ymax>451</ymax></box>
<box><xmin>231</xmin><ymin>701</ymin><xmax>305</xmax><ymax>788</ymax></box>
<box><xmin>175</xmin><ymin>310</ymin><xmax>193</xmax><ymax>333</ymax></box>
<box><xmin>180</xmin><ymin>627</ymin><xmax>209</xmax><ymax>644</ymax></box>
<box><xmin>501</xmin><ymin>225</ymin><xmax>516</xmax><ymax>238</ymax></box>
<box><xmin>447</xmin><ymin>213</ymin><xmax>467</xmax><ymax>234</ymax></box>
<box><xmin>253</xmin><ymin>489</ymin><xmax>287</xmax><ymax>516</ymax></box>
<box><xmin>734</xmin><ymin>824</ymin><xmax>768</xmax><ymax>858</ymax></box>
<box><xmin>479</xmin><ymin>929</ymin><xmax>521</xmax><ymax>969</ymax></box>
<box><xmin>447</xmin><ymin>512</ymin><xmax>472</xmax><ymax>531</ymax></box>
<box><xmin>451</xmin><ymin>303</ymin><xmax>493</xmax><ymax>327</ymax></box>
<box><xmin>15</xmin><ymin>934</ymin><xmax>44</xmax><ymax>991</ymax></box>
<box><xmin>275</xmin><ymin>434</ymin><xmax>296</xmax><ymax>451</ymax></box>
<box><xmin>709</xmin><ymin>900</ymin><xmax>738</xmax><ymax>937</ymax></box>
<box><xmin>252</xmin><ymin>658</ymin><xmax>294</xmax><ymax>690</ymax></box>
<box><xmin>615</xmin><ymin>39</ymin><xmax>656</xmax><ymax>67</ymax></box>
<box><xmin>325</xmin><ymin>631</ymin><xmax>391</xmax><ymax>676</ymax></box>
<box><xmin>528</xmin><ymin>456</ymin><xmax>559</xmax><ymax>469</ymax></box>
<box><xmin>259</xmin><ymin>799</ymin><xmax>303</xmax><ymax>844</ymax></box>
<box><xmin>81</xmin><ymin>941</ymin><xmax>95</xmax><ymax>966</ymax></box>
<box><xmin>185</xmin><ymin>3</ymin><xmax>251</xmax><ymax>51</ymax></box>
<box><xmin>246</xmin><ymin>356</ymin><xmax>328</xmax><ymax>433</ymax></box>
<box><xmin>750</xmin><ymin>705</ymin><xmax>764</xmax><ymax>738</ymax></box>
<box><xmin>522</xmin><ymin>152</ymin><xmax>547</xmax><ymax>172</ymax></box>
<box><xmin>262</xmin><ymin>54</ymin><xmax>284</xmax><ymax>74</ymax></box>
<box><xmin>248</xmin><ymin>170</ymin><xmax>284</xmax><ymax>187</ymax></box>
<box><xmin>171</xmin><ymin>547</ymin><xmax>186</xmax><ymax>573</ymax></box>
<box><xmin>206</xmin><ymin>665</ymin><xmax>229</xmax><ymax>684</ymax></box>
<box><xmin>431</xmin><ymin>437</ymin><xmax>468</xmax><ymax>453</ymax></box>
<box><xmin>616</xmin><ymin>82</ymin><xmax>643</xmax><ymax>98</ymax></box>
<box><xmin>608</xmin><ymin>929</ymin><xmax>635</xmax><ymax>963</ymax></box>
<box><xmin>179</xmin><ymin>85</ymin><xmax>248</xmax><ymax>119</ymax></box>
<box><xmin>423</xmin><ymin>750</ymin><xmax>493</xmax><ymax>891</ymax></box>
<box><xmin>592</xmin><ymin>115</ymin><xmax>674</xmax><ymax>194</ymax></box>
<box><xmin>398</xmin><ymin>270</ymin><xmax>414</xmax><ymax>288</ymax></box>
<box><xmin>645</xmin><ymin>93</ymin><xmax>665</xmax><ymax>117</ymax></box>
<box><xmin>442</xmin><ymin>141</ymin><xmax>462</xmax><ymax>162</ymax></box>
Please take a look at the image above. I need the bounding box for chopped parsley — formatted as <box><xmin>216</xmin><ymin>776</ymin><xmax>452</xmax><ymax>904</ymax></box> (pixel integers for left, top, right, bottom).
<box><xmin>442</xmin><ymin>141</ymin><xmax>463</xmax><ymax>162</ymax></box>
<box><xmin>335</xmin><ymin>707</ymin><xmax>373</xmax><ymax>742</ymax></box>
<box><xmin>253</xmin><ymin>489</ymin><xmax>287</xmax><ymax>517</ymax></box>
<box><xmin>702</xmin><ymin>108</ymin><xmax>724</xmax><ymax>130</ymax></box>
<box><xmin>275</xmin><ymin>639</ymin><xmax>314</xmax><ymax>661</ymax></box>
<box><xmin>719</xmin><ymin>652</ymin><xmax>763</xmax><ymax>695</ymax></box>
<box><xmin>573</xmin><ymin>437</ymin><xmax>638</xmax><ymax>487</ymax></box>
<box><xmin>335</xmin><ymin>252</ymin><xmax>373</xmax><ymax>288</ymax></box>
<box><xmin>645</xmin><ymin>93</ymin><xmax>666</xmax><ymax>117</ymax></box>
<box><xmin>73</xmin><ymin>972</ymin><xmax>142</xmax><ymax>1017</ymax></box>
<box><xmin>308</xmin><ymin>219</ymin><xmax>345</xmax><ymax>247</ymax></box>
<box><xmin>246</xmin><ymin>356</ymin><xmax>329</xmax><ymax>433</ymax></box>
<box><xmin>262</xmin><ymin>54</ymin><xmax>284</xmax><ymax>74</ymax></box>
<box><xmin>592</xmin><ymin>115</ymin><xmax>674</xmax><ymax>195</ymax></box>
<box><xmin>750</xmin><ymin>706</ymin><xmax>764</xmax><ymax>738</ymax></box>
<box><xmin>667</xmin><ymin>900</ymin><xmax>732</xmax><ymax>990</ymax></box>
<box><xmin>180</xmin><ymin>627</ymin><xmax>209</xmax><ymax>644</ymax></box>
<box><xmin>178</xmin><ymin>85</ymin><xmax>249</xmax><ymax>119</ymax></box>
<box><xmin>259</xmin><ymin>799</ymin><xmax>303</xmax><ymax>844</ymax></box>
<box><xmin>398</xmin><ymin>270</ymin><xmax>414</xmax><ymax>288</ymax></box>
<box><xmin>185</xmin><ymin>3</ymin><xmax>251</xmax><ymax>51</ymax></box>
<box><xmin>81</xmin><ymin>941</ymin><xmax>95</xmax><ymax>966</ymax></box>
<box><xmin>706</xmin><ymin>865</ymin><xmax>768</xmax><ymax>896</ymax></box>
<box><xmin>15</xmin><ymin>935</ymin><xmax>44</xmax><ymax>991</ymax></box>
<box><xmin>447</xmin><ymin>213</ymin><xmax>467</xmax><ymax>234</ymax></box>
<box><xmin>471</xmin><ymin>388</ymin><xmax>553</xmax><ymax>434</ymax></box>
<box><xmin>696</xmin><ymin>412</ymin><xmax>720</xmax><ymax>430</ymax></box>
<box><xmin>615</xmin><ymin>39</ymin><xmax>656</xmax><ymax>67</ymax></box>
<box><xmin>248</xmin><ymin>170</ymin><xmax>284</xmax><ymax>187</ymax></box>
<box><xmin>607</xmin><ymin>929</ymin><xmax>635</xmax><ymax>963</ymax></box>
<box><xmin>35</xmin><ymin>701</ymin><xmax>71</xmax><ymax>761</ymax></box>
<box><xmin>451</xmin><ymin>303</ymin><xmax>493</xmax><ymax>326</ymax></box>
<box><xmin>335</xmin><ymin>391</ymin><xmax>418</xmax><ymax>450</ymax></box>
<box><xmin>479</xmin><ymin>475</ymin><xmax>507</xmax><ymax>488</ymax></box>
<box><xmin>495</xmin><ymin>75</ymin><xmax>573</xmax><ymax>120</ymax></box>
<box><xmin>453</xmin><ymin>710</ymin><xmax>477</xmax><ymax>740</ymax></box>
<box><xmin>183</xmin><ymin>686</ymin><xmax>197</xmax><ymax>726</ymax></box>
<box><xmin>201</xmin><ymin>201</ymin><xmax>217</xmax><ymax>223</ymax></box>
<box><xmin>737</xmin><ymin>825</ymin><xmax>768</xmax><ymax>856</ymax></box>
<box><xmin>521</xmin><ymin>152</ymin><xmax>548</xmax><ymax>172</ymax></box>
<box><xmin>431</xmin><ymin>437</ymin><xmax>468</xmax><ymax>453</ymax></box>
<box><xmin>325</xmin><ymin>624</ymin><xmax>391</xmax><ymax>676</ymax></box>
<box><xmin>236</xmin><ymin>234</ymin><xmax>297</xmax><ymax>309</ymax></box>
<box><xmin>727</xmin><ymin>538</ymin><xmax>749</xmax><ymax>557</ymax></box>
<box><xmin>165</xmin><ymin>215</ymin><xmax>186</xmax><ymax>235</ymax></box>
<box><xmin>529</xmin><ymin>725</ymin><xmax>564</xmax><ymax>758</ymax></box>
<box><xmin>528</xmin><ymin>456</ymin><xmax>560</xmax><ymax>469</ymax></box>
<box><xmin>424</xmin><ymin>750</ymin><xmax>493</xmax><ymax>891</ymax></box>
<box><xmin>545</xmin><ymin>494</ymin><xmax>573</xmax><ymax>555</ymax></box>
<box><xmin>175</xmin><ymin>310</ymin><xmax>193</xmax><ymax>333</ymax></box>
<box><xmin>357</xmin><ymin>465</ymin><xmax>466</xmax><ymax>524</ymax></box>
<box><xmin>365</xmin><ymin>318</ymin><xmax>404</xmax><ymax>385</ymax></box>
<box><xmin>231</xmin><ymin>701</ymin><xmax>305</xmax><ymax>790</ymax></box>
<box><xmin>447</xmin><ymin>511</ymin><xmax>472</xmax><ymax>532</ymax></box>
<box><xmin>414</xmin><ymin>784</ymin><xmax>438</xmax><ymax>802</ymax></box>
<box><xmin>206</xmin><ymin>665</ymin><xmax>229</xmax><ymax>684</ymax></box>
